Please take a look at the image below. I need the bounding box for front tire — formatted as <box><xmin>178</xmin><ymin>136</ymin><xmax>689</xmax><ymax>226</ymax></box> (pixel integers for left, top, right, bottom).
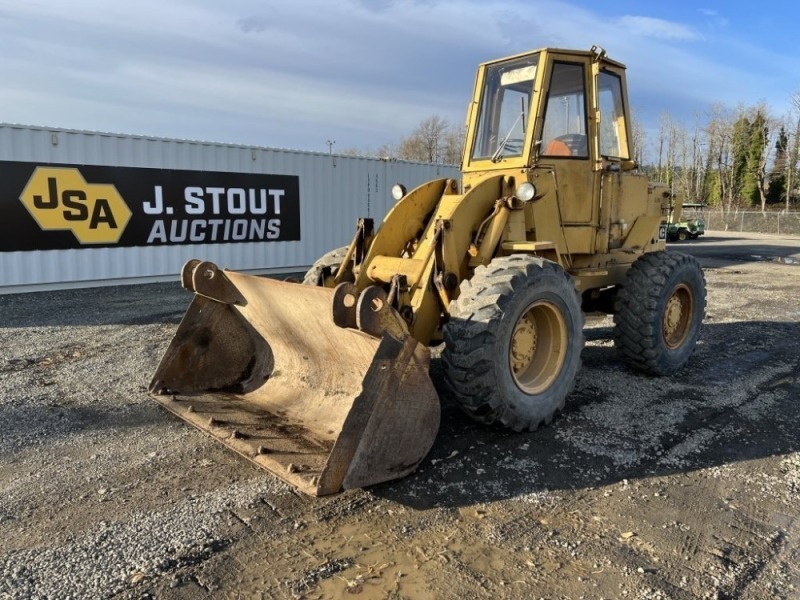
<box><xmin>614</xmin><ymin>251</ymin><xmax>705</xmax><ymax>375</ymax></box>
<box><xmin>442</xmin><ymin>255</ymin><xmax>585</xmax><ymax>432</ymax></box>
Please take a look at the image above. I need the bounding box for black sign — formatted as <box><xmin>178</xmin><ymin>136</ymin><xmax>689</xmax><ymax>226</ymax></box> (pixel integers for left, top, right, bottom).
<box><xmin>0</xmin><ymin>161</ymin><xmax>301</xmax><ymax>251</ymax></box>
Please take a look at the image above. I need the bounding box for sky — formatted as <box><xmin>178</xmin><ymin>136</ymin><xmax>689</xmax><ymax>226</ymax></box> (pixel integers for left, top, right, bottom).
<box><xmin>2</xmin><ymin>0</ymin><xmax>799</xmax><ymax>157</ymax></box>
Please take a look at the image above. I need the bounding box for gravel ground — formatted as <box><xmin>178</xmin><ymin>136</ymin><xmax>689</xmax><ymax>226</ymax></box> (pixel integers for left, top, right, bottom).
<box><xmin>1</xmin><ymin>231</ymin><xmax>799</xmax><ymax>599</ymax></box>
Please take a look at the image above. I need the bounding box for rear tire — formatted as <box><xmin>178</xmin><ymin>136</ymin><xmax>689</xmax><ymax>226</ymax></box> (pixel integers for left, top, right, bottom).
<box><xmin>442</xmin><ymin>255</ymin><xmax>585</xmax><ymax>431</ymax></box>
<box><xmin>614</xmin><ymin>251</ymin><xmax>705</xmax><ymax>375</ymax></box>
<box><xmin>677</xmin><ymin>229</ymin><xmax>688</xmax><ymax>241</ymax></box>
<box><xmin>302</xmin><ymin>247</ymin><xmax>352</xmax><ymax>286</ymax></box>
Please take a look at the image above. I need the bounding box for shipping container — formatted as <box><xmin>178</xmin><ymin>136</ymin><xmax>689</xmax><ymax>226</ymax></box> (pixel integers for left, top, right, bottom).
<box><xmin>0</xmin><ymin>124</ymin><xmax>460</xmax><ymax>293</ymax></box>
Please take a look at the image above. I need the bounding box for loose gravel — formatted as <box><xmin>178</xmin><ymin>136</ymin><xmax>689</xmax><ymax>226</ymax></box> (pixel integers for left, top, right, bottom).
<box><xmin>1</xmin><ymin>232</ymin><xmax>800</xmax><ymax>599</ymax></box>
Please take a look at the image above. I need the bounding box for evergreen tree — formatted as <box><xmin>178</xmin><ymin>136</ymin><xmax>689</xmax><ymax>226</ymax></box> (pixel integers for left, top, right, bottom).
<box><xmin>767</xmin><ymin>126</ymin><xmax>788</xmax><ymax>203</ymax></box>
<box><xmin>741</xmin><ymin>110</ymin><xmax>768</xmax><ymax>207</ymax></box>
<box><xmin>731</xmin><ymin>115</ymin><xmax>751</xmax><ymax>206</ymax></box>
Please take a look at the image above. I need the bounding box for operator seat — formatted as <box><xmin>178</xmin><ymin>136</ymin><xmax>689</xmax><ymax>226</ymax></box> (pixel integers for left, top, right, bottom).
<box><xmin>544</xmin><ymin>134</ymin><xmax>587</xmax><ymax>157</ymax></box>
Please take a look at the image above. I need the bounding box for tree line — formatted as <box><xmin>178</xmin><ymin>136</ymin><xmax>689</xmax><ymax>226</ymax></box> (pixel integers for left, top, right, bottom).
<box><xmin>339</xmin><ymin>115</ymin><xmax>465</xmax><ymax>166</ymax></box>
<box><xmin>646</xmin><ymin>98</ymin><xmax>800</xmax><ymax>212</ymax></box>
<box><xmin>344</xmin><ymin>96</ymin><xmax>800</xmax><ymax>212</ymax></box>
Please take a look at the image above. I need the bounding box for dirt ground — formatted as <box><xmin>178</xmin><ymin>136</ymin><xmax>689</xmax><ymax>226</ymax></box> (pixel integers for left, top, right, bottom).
<box><xmin>1</xmin><ymin>230</ymin><xmax>799</xmax><ymax>600</ymax></box>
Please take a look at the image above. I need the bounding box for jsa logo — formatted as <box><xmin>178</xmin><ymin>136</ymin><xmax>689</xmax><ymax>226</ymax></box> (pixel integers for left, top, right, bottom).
<box><xmin>20</xmin><ymin>167</ymin><xmax>131</xmax><ymax>244</ymax></box>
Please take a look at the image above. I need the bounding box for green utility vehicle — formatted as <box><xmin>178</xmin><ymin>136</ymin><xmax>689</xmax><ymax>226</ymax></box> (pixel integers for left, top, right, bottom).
<box><xmin>668</xmin><ymin>203</ymin><xmax>706</xmax><ymax>241</ymax></box>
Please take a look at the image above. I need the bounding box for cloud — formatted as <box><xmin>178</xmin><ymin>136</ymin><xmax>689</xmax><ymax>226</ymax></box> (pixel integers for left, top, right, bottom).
<box><xmin>236</xmin><ymin>16</ymin><xmax>268</xmax><ymax>34</ymax></box>
<box><xmin>616</xmin><ymin>15</ymin><xmax>702</xmax><ymax>41</ymax></box>
<box><xmin>697</xmin><ymin>8</ymin><xmax>730</xmax><ymax>28</ymax></box>
<box><xmin>0</xmin><ymin>0</ymin><xmax>794</xmax><ymax>155</ymax></box>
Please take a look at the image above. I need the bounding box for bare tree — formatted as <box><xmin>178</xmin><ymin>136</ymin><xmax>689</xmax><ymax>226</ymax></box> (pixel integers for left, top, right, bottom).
<box><xmin>674</xmin><ymin>121</ymin><xmax>690</xmax><ymax>199</ymax></box>
<box><xmin>751</xmin><ymin>104</ymin><xmax>776</xmax><ymax>212</ymax></box>
<box><xmin>397</xmin><ymin>115</ymin><xmax>464</xmax><ymax>164</ymax></box>
<box><xmin>630</xmin><ymin>109</ymin><xmax>647</xmax><ymax>167</ymax></box>
<box><xmin>687</xmin><ymin>115</ymin><xmax>708</xmax><ymax>203</ymax></box>
<box><xmin>376</xmin><ymin>142</ymin><xmax>399</xmax><ymax>160</ymax></box>
<box><xmin>338</xmin><ymin>147</ymin><xmax>369</xmax><ymax>157</ymax></box>
<box><xmin>655</xmin><ymin>112</ymin><xmax>682</xmax><ymax>189</ymax></box>
<box><xmin>786</xmin><ymin>93</ymin><xmax>800</xmax><ymax>210</ymax></box>
<box><xmin>656</xmin><ymin>111</ymin><xmax>668</xmax><ymax>183</ymax></box>
<box><xmin>442</xmin><ymin>124</ymin><xmax>466</xmax><ymax>166</ymax></box>
<box><xmin>705</xmin><ymin>104</ymin><xmax>735</xmax><ymax>210</ymax></box>
<box><xmin>333</xmin><ymin>116</ymin><xmax>463</xmax><ymax>165</ymax></box>
<box><xmin>397</xmin><ymin>115</ymin><xmax>453</xmax><ymax>164</ymax></box>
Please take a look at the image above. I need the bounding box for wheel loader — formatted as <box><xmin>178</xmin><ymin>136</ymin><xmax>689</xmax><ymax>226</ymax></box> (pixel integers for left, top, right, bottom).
<box><xmin>150</xmin><ymin>46</ymin><xmax>706</xmax><ymax>496</ymax></box>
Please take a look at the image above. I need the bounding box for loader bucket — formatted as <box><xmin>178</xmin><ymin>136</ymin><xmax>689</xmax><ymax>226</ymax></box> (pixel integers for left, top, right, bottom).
<box><xmin>149</xmin><ymin>262</ymin><xmax>440</xmax><ymax>496</ymax></box>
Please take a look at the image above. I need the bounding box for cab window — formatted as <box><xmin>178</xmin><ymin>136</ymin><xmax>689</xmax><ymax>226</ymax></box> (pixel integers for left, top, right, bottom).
<box><xmin>471</xmin><ymin>55</ymin><xmax>538</xmax><ymax>162</ymax></box>
<box><xmin>598</xmin><ymin>71</ymin><xmax>629</xmax><ymax>159</ymax></box>
<box><xmin>541</xmin><ymin>62</ymin><xmax>588</xmax><ymax>158</ymax></box>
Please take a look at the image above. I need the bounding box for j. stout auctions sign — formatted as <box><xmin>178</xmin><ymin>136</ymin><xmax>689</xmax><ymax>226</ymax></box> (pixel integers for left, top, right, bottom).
<box><xmin>0</xmin><ymin>161</ymin><xmax>300</xmax><ymax>251</ymax></box>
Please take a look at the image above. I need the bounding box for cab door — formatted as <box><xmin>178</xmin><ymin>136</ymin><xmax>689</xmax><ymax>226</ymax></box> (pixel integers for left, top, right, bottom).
<box><xmin>536</xmin><ymin>57</ymin><xmax>596</xmax><ymax>254</ymax></box>
<box><xmin>593</xmin><ymin>65</ymin><xmax>648</xmax><ymax>252</ymax></box>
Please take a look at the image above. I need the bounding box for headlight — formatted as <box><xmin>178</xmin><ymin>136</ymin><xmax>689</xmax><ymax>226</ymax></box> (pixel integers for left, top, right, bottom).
<box><xmin>516</xmin><ymin>182</ymin><xmax>536</xmax><ymax>202</ymax></box>
<box><xmin>391</xmin><ymin>184</ymin><xmax>407</xmax><ymax>201</ymax></box>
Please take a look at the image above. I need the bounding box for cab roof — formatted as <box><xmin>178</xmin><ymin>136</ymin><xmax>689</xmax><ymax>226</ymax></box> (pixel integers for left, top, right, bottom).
<box><xmin>480</xmin><ymin>47</ymin><xmax>627</xmax><ymax>70</ymax></box>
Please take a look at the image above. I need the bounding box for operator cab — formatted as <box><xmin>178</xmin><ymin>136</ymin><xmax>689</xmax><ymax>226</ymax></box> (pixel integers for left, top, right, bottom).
<box><xmin>464</xmin><ymin>47</ymin><xmax>632</xmax><ymax>171</ymax></box>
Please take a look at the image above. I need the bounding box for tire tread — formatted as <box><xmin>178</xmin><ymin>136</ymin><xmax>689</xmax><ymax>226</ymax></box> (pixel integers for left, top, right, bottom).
<box><xmin>442</xmin><ymin>256</ymin><xmax>585</xmax><ymax>431</ymax></box>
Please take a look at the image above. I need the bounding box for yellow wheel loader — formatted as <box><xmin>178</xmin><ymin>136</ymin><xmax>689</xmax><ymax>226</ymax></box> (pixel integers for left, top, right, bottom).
<box><xmin>150</xmin><ymin>46</ymin><xmax>706</xmax><ymax>496</ymax></box>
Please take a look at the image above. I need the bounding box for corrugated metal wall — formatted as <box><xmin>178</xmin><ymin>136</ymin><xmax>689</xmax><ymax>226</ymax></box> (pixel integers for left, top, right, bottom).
<box><xmin>0</xmin><ymin>124</ymin><xmax>460</xmax><ymax>292</ymax></box>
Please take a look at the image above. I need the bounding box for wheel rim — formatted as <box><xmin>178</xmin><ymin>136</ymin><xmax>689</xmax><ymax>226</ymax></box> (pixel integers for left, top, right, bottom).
<box><xmin>662</xmin><ymin>283</ymin><xmax>694</xmax><ymax>349</ymax></box>
<box><xmin>509</xmin><ymin>300</ymin><xmax>568</xmax><ymax>394</ymax></box>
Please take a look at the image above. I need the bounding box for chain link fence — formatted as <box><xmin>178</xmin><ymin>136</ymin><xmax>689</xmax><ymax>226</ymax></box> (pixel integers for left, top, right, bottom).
<box><xmin>698</xmin><ymin>211</ymin><xmax>800</xmax><ymax>236</ymax></box>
